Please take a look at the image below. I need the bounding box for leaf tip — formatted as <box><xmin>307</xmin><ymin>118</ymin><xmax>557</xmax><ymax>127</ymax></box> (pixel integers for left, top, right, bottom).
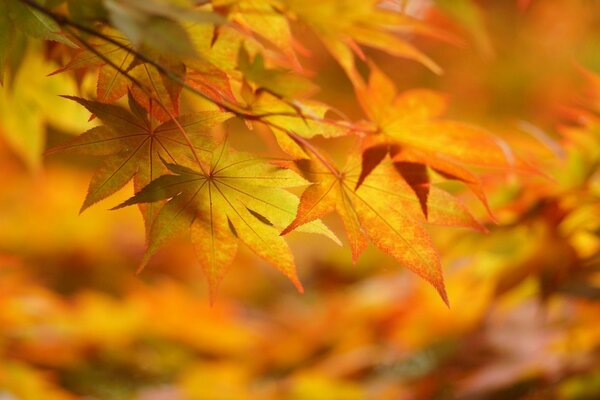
<box><xmin>290</xmin><ymin>274</ymin><xmax>304</xmax><ymax>294</ymax></box>
<box><xmin>78</xmin><ymin>202</ymin><xmax>90</xmax><ymax>215</ymax></box>
<box><xmin>208</xmin><ymin>290</ymin><xmax>218</xmax><ymax>307</ymax></box>
<box><xmin>280</xmin><ymin>224</ymin><xmax>294</xmax><ymax>236</ymax></box>
<box><xmin>136</xmin><ymin>262</ymin><xmax>147</xmax><ymax>275</ymax></box>
<box><xmin>437</xmin><ymin>285</ymin><xmax>450</xmax><ymax>308</ymax></box>
<box><xmin>58</xmin><ymin>94</ymin><xmax>79</xmax><ymax>102</ymax></box>
<box><xmin>109</xmin><ymin>200</ymin><xmax>128</xmax><ymax>211</ymax></box>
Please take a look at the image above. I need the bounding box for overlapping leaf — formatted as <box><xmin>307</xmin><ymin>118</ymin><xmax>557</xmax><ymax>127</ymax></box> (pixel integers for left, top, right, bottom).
<box><xmin>354</xmin><ymin>65</ymin><xmax>540</xmax><ymax>217</ymax></box>
<box><xmin>115</xmin><ymin>146</ymin><xmax>340</xmax><ymax>299</ymax></box>
<box><xmin>0</xmin><ymin>0</ymin><xmax>75</xmax><ymax>84</ymax></box>
<box><xmin>214</xmin><ymin>0</ymin><xmax>300</xmax><ymax>68</ymax></box>
<box><xmin>232</xmin><ymin>83</ymin><xmax>354</xmax><ymax>158</ymax></box>
<box><xmin>53</xmin><ymin>34</ymin><xmax>133</xmax><ymax>103</ymax></box>
<box><xmin>281</xmin><ymin>0</ymin><xmax>450</xmax><ymax>86</ymax></box>
<box><xmin>53</xmin><ymin>29</ymin><xmax>238</xmax><ymax>122</ymax></box>
<box><xmin>282</xmin><ymin>152</ymin><xmax>485</xmax><ymax>305</ymax></box>
<box><xmin>47</xmin><ymin>94</ymin><xmax>231</xmax><ymax>226</ymax></box>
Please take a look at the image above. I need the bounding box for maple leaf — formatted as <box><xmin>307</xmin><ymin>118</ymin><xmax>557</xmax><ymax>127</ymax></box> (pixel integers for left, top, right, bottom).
<box><xmin>51</xmin><ymin>33</ymin><xmax>133</xmax><ymax>104</ymax></box>
<box><xmin>3</xmin><ymin>1</ymin><xmax>74</xmax><ymax>45</ymax></box>
<box><xmin>52</xmin><ymin>31</ymin><xmax>214</xmax><ymax>122</ymax></box>
<box><xmin>237</xmin><ymin>89</ymin><xmax>354</xmax><ymax>159</ymax></box>
<box><xmin>0</xmin><ymin>0</ymin><xmax>75</xmax><ymax>84</ymax></box>
<box><xmin>353</xmin><ymin>64</ymin><xmax>540</xmax><ymax>218</ymax></box>
<box><xmin>114</xmin><ymin>146</ymin><xmax>340</xmax><ymax>300</ymax></box>
<box><xmin>238</xmin><ymin>48</ymin><xmax>318</xmax><ymax>100</ymax></box>
<box><xmin>214</xmin><ymin>0</ymin><xmax>301</xmax><ymax>69</ymax></box>
<box><xmin>281</xmin><ymin>0</ymin><xmax>451</xmax><ymax>86</ymax></box>
<box><xmin>186</xmin><ymin>57</ymin><xmax>238</xmax><ymax>106</ymax></box>
<box><xmin>282</xmin><ymin>152</ymin><xmax>485</xmax><ymax>305</ymax></box>
<box><xmin>128</xmin><ymin>56</ymin><xmax>186</xmax><ymax>123</ymax></box>
<box><xmin>435</xmin><ymin>0</ymin><xmax>494</xmax><ymax>58</ymax></box>
<box><xmin>47</xmin><ymin>93</ymin><xmax>231</xmax><ymax>225</ymax></box>
<box><xmin>0</xmin><ymin>49</ymin><xmax>91</xmax><ymax>170</ymax></box>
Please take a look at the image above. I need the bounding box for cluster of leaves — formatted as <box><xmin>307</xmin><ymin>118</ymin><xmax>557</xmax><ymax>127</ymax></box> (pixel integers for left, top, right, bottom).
<box><xmin>2</xmin><ymin>1</ymin><xmax>600</xmax><ymax>399</ymax></box>
<box><xmin>0</xmin><ymin>0</ymin><xmax>536</xmax><ymax>303</ymax></box>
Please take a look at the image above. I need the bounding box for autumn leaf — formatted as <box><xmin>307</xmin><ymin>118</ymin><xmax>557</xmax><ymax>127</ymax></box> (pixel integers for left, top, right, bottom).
<box><xmin>52</xmin><ymin>31</ymin><xmax>202</xmax><ymax>121</ymax></box>
<box><xmin>238</xmin><ymin>47</ymin><xmax>318</xmax><ymax>99</ymax></box>
<box><xmin>0</xmin><ymin>0</ymin><xmax>75</xmax><ymax>84</ymax></box>
<box><xmin>114</xmin><ymin>146</ymin><xmax>340</xmax><ymax>300</ymax></box>
<box><xmin>214</xmin><ymin>0</ymin><xmax>301</xmax><ymax>69</ymax></box>
<box><xmin>104</xmin><ymin>0</ymin><xmax>209</xmax><ymax>59</ymax></box>
<box><xmin>231</xmin><ymin>88</ymin><xmax>353</xmax><ymax>159</ymax></box>
<box><xmin>47</xmin><ymin>93</ymin><xmax>231</xmax><ymax>225</ymax></box>
<box><xmin>282</xmin><ymin>0</ymin><xmax>450</xmax><ymax>86</ymax></box>
<box><xmin>186</xmin><ymin>57</ymin><xmax>238</xmax><ymax>106</ymax></box>
<box><xmin>3</xmin><ymin>0</ymin><xmax>75</xmax><ymax>46</ymax></box>
<box><xmin>52</xmin><ymin>33</ymin><xmax>136</xmax><ymax>103</ymax></box>
<box><xmin>282</xmin><ymin>151</ymin><xmax>485</xmax><ymax>305</ymax></box>
<box><xmin>0</xmin><ymin>48</ymin><xmax>92</xmax><ymax>170</ymax></box>
<box><xmin>128</xmin><ymin>56</ymin><xmax>186</xmax><ymax>123</ymax></box>
<box><xmin>353</xmin><ymin>64</ymin><xmax>541</xmax><ymax>217</ymax></box>
<box><xmin>435</xmin><ymin>0</ymin><xmax>494</xmax><ymax>58</ymax></box>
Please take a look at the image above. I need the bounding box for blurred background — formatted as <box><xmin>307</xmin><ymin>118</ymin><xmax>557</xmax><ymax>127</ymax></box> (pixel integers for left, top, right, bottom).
<box><xmin>1</xmin><ymin>0</ymin><xmax>600</xmax><ymax>399</ymax></box>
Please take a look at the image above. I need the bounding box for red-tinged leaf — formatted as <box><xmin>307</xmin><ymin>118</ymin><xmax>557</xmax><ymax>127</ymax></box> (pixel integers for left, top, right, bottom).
<box><xmin>186</xmin><ymin>58</ymin><xmax>237</xmax><ymax>106</ymax></box>
<box><xmin>360</xmin><ymin>64</ymin><xmax>533</xmax><ymax>172</ymax></box>
<box><xmin>51</xmin><ymin>33</ymin><xmax>136</xmax><ymax>104</ymax></box>
<box><xmin>281</xmin><ymin>182</ymin><xmax>337</xmax><ymax>236</ymax></box>
<box><xmin>284</xmin><ymin>150</ymin><xmax>484</xmax><ymax>304</ymax></box>
<box><xmin>336</xmin><ymin>183</ymin><xmax>369</xmax><ymax>263</ymax></box>
<box><xmin>357</xmin><ymin>63</ymin><xmax>397</xmax><ymax>121</ymax></box>
<box><xmin>356</xmin><ymin>165</ymin><xmax>485</xmax><ymax>232</ymax></box>
<box><xmin>353</xmin><ymin>64</ymin><xmax>537</xmax><ymax>225</ymax></box>
<box><xmin>386</xmin><ymin>121</ymin><xmax>521</xmax><ymax>170</ymax></box>
<box><xmin>355</xmin><ymin>145</ymin><xmax>388</xmax><ymax>190</ymax></box>
<box><xmin>394</xmin><ymin>162</ymin><xmax>430</xmax><ymax>218</ymax></box>
<box><xmin>391</xmin><ymin>146</ymin><xmax>495</xmax><ymax>220</ymax></box>
<box><xmin>130</xmin><ymin>60</ymin><xmax>185</xmax><ymax>122</ymax></box>
<box><xmin>351</xmin><ymin>183</ymin><xmax>448</xmax><ymax>305</ymax></box>
<box><xmin>97</xmin><ymin>58</ymin><xmax>131</xmax><ymax>104</ymax></box>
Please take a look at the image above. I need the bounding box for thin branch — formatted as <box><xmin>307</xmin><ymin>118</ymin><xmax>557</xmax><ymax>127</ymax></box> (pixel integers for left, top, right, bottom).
<box><xmin>18</xmin><ymin>0</ymin><xmax>246</xmax><ymax>114</ymax></box>
<box><xmin>18</xmin><ymin>0</ymin><xmax>370</xmax><ymax>129</ymax></box>
<box><xmin>286</xmin><ymin>131</ymin><xmax>341</xmax><ymax>177</ymax></box>
<box><xmin>19</xmin><ymin>0</ymin><xmax>367</xmax><ymax>177</ymax></box>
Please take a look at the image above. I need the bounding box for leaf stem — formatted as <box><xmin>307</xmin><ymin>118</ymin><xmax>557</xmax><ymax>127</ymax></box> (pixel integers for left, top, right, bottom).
<box><xmin>286</xmin><ymin>132</ymin><xmax>340</xmax><ymax>177</ymax></box>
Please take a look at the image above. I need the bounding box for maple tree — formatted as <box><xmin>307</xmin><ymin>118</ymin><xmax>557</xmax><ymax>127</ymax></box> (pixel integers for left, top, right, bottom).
<box><xmin>1</xmin><ymin>1</ymin><xmax>600</xmax><ymax>398</ymax></box>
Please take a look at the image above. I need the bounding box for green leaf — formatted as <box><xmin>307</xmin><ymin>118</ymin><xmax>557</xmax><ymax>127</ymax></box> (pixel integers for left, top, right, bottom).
<box><xmin>7</xmin><ymin>0</ymin><xmax>75</xmax><ymax>47</ymax></box>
